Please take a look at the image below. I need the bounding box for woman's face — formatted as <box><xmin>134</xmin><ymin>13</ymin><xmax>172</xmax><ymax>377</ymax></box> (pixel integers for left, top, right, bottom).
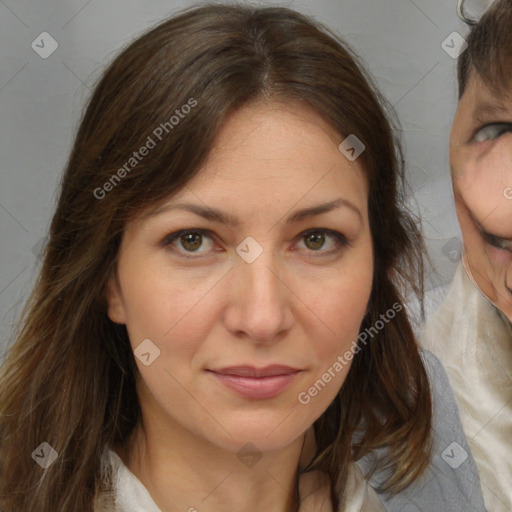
<box><xmin>450</xmin><ymin>72</ymin><xmax>512</xmax><ymax>320</ymax></box>
<box><xmin>107</xmin><ymin>101</ymin><xmax>373</xmax><ymax>455</ymax></box>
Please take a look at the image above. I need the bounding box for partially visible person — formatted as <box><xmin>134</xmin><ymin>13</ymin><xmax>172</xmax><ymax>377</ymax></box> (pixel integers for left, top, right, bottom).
<box><xmin>422</xmin><ymin>1</ymin><xmax>512</xmax><ymax>509</ymax></box>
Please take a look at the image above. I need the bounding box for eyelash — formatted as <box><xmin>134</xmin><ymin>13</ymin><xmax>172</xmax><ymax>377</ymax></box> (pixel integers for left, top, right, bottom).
<box><xmin>471</xmin><ymin>122</ymin><xmax>512</xmax><ymax>143</ymax></box>
<box><xmin>159</xmin><ymin>228</ymin><xmax>349</xmax><ymax>259</ymax></box>
<box><xmin>481</xmin><ymin>231</ymin><xmax>512</xmax><ymax>254</ymax></box>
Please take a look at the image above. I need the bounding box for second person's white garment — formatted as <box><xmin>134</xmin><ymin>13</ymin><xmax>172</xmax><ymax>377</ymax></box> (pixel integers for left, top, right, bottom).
<box><xmin>421</xmin><ymin>260</ymin><xmax>512</xmax><ymax>511</ymax></box>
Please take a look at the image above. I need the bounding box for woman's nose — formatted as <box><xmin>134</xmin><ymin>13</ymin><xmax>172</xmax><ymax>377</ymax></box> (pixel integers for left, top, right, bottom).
<box><xmin>222</xmin><ymin>242</ymin><xmax>294</xmax><ymax>344</ymax></box>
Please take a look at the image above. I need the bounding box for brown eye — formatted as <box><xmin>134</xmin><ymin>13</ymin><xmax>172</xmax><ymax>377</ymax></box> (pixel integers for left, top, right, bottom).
<box><xmin>304</xmin><ymin>231</ymin><xmax>326</xmax><ymax>251</ymax></box>
<box><xmin>180</xmin><ymin>232</ymin><xmax>203</xmax><ymax>252</ymax></box>
<box><xmin>296</xmin><ymin>229</ymin><xmax>348</xmax><ymax>255</ymax></box>
<box><xmin>160</xmin><ymin>229</ymin><xmax>216</xmax><ymax>257</ymax></box>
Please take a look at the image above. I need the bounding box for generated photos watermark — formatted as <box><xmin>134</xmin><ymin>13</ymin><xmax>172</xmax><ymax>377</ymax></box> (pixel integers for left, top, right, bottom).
<box><xmin>31</xmin><ymin>442</ymin><xmax>58</xmax><ymax>469</ymax></box>
<box><xmin>441</xmin><ymin>31</ymin><xmax>467</xmax><ymax>59</ymax></box>
<box><xmin>134</xmin><ymin>338</ymin><xmax>161</xmax><ymax>366</ymax></box>
<box><xmin>93</xmin><ymin>97</ymin><xmax>198</xmax><ymax>200</ymax></box>
<box><xmin>297</xmin><ymin>302</ymin><xmax>403</xmax><ymax>405</ymax></box>
<box><xmin>441</xmin><ymin>441</ymin><xmax>468</xmax><ymax>469</ymax></box>
<box><xmin>338</xmin><ymin>134</ymin><xmax>365</xmax><ymax>161</ymax></box>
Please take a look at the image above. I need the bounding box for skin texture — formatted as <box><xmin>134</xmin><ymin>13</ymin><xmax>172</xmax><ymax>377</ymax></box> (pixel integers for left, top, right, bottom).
<box><xmin>106</xmin><ymin>100</ymin><xmax>373</xmax><ymax>512</ymax></box>
<box><xmin>450</xmin><ymin>72</ymin><xmax>512</xmax><ymax>321</ymax></box>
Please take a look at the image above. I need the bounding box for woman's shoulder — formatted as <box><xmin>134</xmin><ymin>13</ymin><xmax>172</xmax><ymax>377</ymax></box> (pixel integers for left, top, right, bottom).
<box><xmin>356</xmin><ymin>349</ymin><xmax>487</xmax><ymax>512</ymax></box>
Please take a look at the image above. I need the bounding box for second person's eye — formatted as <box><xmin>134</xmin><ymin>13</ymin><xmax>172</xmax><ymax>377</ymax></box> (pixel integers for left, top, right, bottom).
<box><xmin>472</xmin><ymin>122</ymin><xmax>512</xmax><ymax>143</ymax></box>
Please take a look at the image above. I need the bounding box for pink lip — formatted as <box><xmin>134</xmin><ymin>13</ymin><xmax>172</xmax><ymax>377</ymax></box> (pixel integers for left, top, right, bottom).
<box><xmin>208</xmin><ymin>365</ymin><xmax>301</xmax><ymax>399</ymax></box>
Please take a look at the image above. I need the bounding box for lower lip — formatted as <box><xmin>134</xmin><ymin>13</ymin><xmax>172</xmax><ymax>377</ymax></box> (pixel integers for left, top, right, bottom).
<box><xmin>209</xmin><ymin>371</ymin><xmax>300</xmax><ymax>399</ymax></box>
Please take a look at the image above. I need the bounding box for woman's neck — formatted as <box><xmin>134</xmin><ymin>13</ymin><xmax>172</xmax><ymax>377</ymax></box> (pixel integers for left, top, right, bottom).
<box><xmin>115</xmin><ymin>421</ymin><xmax>307</xmax><ymax>512</ymax></box>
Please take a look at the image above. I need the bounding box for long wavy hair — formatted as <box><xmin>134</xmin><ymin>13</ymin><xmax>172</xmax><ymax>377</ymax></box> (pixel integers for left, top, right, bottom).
<box><xmin>0</xmin><ymin>3</ymin><xmax>431</xmax><ymax>510</ymax></box>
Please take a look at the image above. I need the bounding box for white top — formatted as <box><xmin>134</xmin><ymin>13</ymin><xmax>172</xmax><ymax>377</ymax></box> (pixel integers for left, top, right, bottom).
<box><xmin>95</xmin><ymin>449</ymin><xmax>385</xmax><ymax>512</ymax></box>
<box><xmin>421</xmin><ymin>261</ymin><xmax>512</xmax><ymax>511</ymax></box>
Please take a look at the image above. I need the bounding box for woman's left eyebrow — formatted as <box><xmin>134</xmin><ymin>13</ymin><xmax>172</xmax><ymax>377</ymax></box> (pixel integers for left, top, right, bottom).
<box><xmin>282</xmin><ymin>197</ymin><xmax>362</xmax><ymax>225</ymax></box>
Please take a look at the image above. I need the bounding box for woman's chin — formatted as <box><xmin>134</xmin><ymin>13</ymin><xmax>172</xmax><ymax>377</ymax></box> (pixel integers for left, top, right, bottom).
<box><xmin>197</xmin><ymin>418</ymin><xmax>310</xmax><ymax>455</ymax></box>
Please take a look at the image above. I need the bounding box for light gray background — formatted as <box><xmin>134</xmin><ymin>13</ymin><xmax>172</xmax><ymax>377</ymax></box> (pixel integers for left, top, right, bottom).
<box><xmin>0</xmin><ymin>0</ymin><xmax>493</xmax><ymax>354</ymax></box>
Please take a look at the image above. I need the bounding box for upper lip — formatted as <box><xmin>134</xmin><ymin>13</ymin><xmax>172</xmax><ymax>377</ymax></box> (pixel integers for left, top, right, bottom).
<box><xmin>209</xmin><ymin>365</ymin><xmax>301</xmax><ymax>377</ymax></box>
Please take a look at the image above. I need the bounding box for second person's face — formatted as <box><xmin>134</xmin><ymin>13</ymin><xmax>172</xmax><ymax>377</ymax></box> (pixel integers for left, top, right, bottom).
<box><xmin>450</xmin><ymin>71</ymin><xmax>512</xmax><ymax>320</ymax></box>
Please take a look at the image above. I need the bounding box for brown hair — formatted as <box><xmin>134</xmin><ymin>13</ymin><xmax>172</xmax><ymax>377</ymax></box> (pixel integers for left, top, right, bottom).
<box><xmin>457</xmin><ymin>0</ymin><xmax>512</xmax><ymax>98</ymax></box>
<box><xmin>0</xmin><ymin>3</ymin><xmax>431</xmax><ymax>510</ymax></box>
